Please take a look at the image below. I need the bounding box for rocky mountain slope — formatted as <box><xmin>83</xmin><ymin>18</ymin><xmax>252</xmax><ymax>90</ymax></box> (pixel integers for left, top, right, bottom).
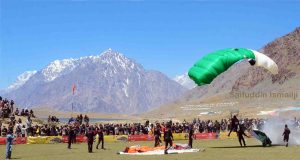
<box><xmin>143</xmin><ymin>27</ymin><xmax>300</xmax><ymax>120</ymax></box>
<box><xmin>173</xmin><ymin>73</ymin><xmax>196</xmax><ymax>90</ymax></box>
<box><xmin>2</xmin><ymin>49</ymin><xmax>186</xmax><ymax>113</ymax></box>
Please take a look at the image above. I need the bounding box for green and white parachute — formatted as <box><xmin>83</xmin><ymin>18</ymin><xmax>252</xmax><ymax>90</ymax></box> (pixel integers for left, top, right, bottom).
<box><xmin>188</xmin><ymin>48</ymin><xmax>278</xmax><ymax>86</ymax></box>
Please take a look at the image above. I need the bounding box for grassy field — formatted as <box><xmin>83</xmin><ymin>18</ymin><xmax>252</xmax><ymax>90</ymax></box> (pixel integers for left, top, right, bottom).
<box><xmin>1</xmin><ymin>138</ymin><xmax>299</xmax><ymax>160</ymax></box>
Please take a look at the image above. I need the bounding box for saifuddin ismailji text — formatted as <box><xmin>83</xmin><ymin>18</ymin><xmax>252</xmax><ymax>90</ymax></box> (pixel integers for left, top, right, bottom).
<box><xmin>233</xmin><ymin>92</ymin><xmax>298</xmax><ymax>100</ymax></box>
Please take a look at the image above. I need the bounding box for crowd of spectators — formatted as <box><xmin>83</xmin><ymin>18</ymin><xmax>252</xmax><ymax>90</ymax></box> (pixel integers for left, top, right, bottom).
<box><xmin>1</xmin><ymin>115</ymin><xmax>300</xmax><ymax>138</ymax></box>
<box><xmin>48</xmin><ymin>115</ymin><xmax>59</xmax><ymax>123</ymax></box>
<box><xmin>1</xmin><ymin>96</ymin><xmax>35</xmax><ymax>119</ymax></box>
<box><xmin>0</xmin><ymin>96</ymin><xmax>15</xmax><ymax>118</ymax></box>
<box><xmin>1</xmin><ymin>95</ymin><xmax>300</xmax><ymax>138</ymax></box>
<box><xmin>68</xmin><ymin>114</ymin><xmax>90</xmax><ymax>125</ymax></box>
<box><xmin>0</xmin><ymin>96</ymin><xmax>36</xmax><ymax>137</ymax></box>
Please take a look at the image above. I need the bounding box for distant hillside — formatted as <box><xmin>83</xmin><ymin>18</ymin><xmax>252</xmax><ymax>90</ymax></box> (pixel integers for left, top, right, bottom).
<box><xmin>173</xmin><ymin>73</ymin><xmax>196</xmax><ymax>90</ymax></box>
<box><xmin>143</xmin><ymin>27</ymin><xmax>300</xmax><ymax>120</ymax></box>
<box><xmin>2</xmin><ymin>49</ymin><xmax>186</xmax><ymax>114</ymax></box>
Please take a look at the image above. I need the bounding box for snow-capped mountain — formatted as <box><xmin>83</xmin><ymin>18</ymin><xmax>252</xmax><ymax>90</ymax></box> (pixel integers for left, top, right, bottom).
<box><xmin>5</xmin><ymin>70</ymin><xmax>37</xmax><ymax>92</ymax></box>
<box><xmin>3</xmin><ymin>49</ymin><xmax>186</xmax><ymax>113</ymax></box>
<box><xmin>174</xmin><ymin>73</ymin><xmax>196</xmax><ymax>90</ymax></box>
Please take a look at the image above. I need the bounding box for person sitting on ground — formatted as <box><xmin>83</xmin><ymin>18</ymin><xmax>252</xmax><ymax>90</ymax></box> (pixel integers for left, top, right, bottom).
<box><xmin>2</xmin><ymin>126</ymin><xmax>8</xmax><ymax>137</ymax></box>
<box><xmin>25</xmin><ymin>109</ymin><xmax>29</xmax><ymax>116</ymax></box>
<box><xmin>30</xmin><ymin>109</ymin><xmax>35</xmax><ymax>118</ymax></box>
<box><xmin>14</xmin><ymin>108</ymin><xmax>19</xmax><ymax>116</ymax></box>
<box><xmin>21</xmin><ymin>125</ymin><xmax>26</xmax><ymax>137</ymax></box>
<box><xmin>20</xmin><ymin>109</ymin><xmax>25</xmax><ymax>116</ymax></box>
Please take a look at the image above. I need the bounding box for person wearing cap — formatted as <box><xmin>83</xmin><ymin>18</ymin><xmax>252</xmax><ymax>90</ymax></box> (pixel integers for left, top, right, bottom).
<box><xmin>6</xmin><ymin>129</ymin><xmax>14</xmax><ymax>160</ymax></box>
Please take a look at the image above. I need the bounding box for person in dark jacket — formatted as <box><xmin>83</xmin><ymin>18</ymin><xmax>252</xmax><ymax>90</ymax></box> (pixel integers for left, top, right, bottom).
<box><xmin>96</xmin><ymin>127</ymin><xmax>104</xmax><ymax>149</ymax></box>
<box><xmin>154</xmin><ymin>125</ymin><xmax>161</xmax><ymax>147</ymax></box>
<box><xmin>237</xmin><ymin>124</ymin><xmax>249</xmax><ymax>147</ymax></box>
<box><xmin>228</xmin><ymin>115</ymin><xmax>239</xmax><ymax>137</ymax></box>
<box><xmin>188</xmin><ymin>124</ymin><xmax>194</xmax><ymax>148</ymax></box>
<box><xmin>164</xmin><ymin>125</ymin><xmax>173</xmax><ymax>154</ymax></box>
<box><xmin>86</xmin><ymin>127</ymin><xmax>95</xmax><ymax>153</ymax></box>
<box><xmin>282</xmin><ymin>124</ymin><xmax>291</xmax><ymax>147</ymax></box>
<box><xmin>72</xmin><ymin>127</ymin><xmax>77</xmax><ymax>144</ymax></box>
<box><xmin>67</xmin><ymin>126</ymin><xmax>75</xmax><ymax>149</ymax></box>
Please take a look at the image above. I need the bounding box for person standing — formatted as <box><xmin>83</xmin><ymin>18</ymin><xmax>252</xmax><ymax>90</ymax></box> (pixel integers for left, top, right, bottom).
<box><xmin>154</xmin><ymin>125</ymin><xmax>161</xmax><ymax>147</ymax></box>
<box><xmin>72</xmin><ymin>127</ymin><xmax>77</xmax><ymax>144</ymax></box>
<box><xmin>282</xmin><ymin>124</ymin><xmax>291</xmax><ymax>147</ymax></box>
<box><xmin>188</xmin><ymin>124</ymin><xmax>194</xmax><ymax>148</ymax></box>
<box><xmin>6</xmin><ymin>129</ymin><xmax>14</xmax><ymax>160</ymax></box>
<box><xmin>86</xmin><ymin>127</ymin><xmax>95</xmax><ymax>153</ymax></box>
<box><xmin>67</xmin><ymin>126</ymin><xmax>74</xmax><ymax>149</ymax></box>
<box><xmin>10</xmin><ymin>100</ymin><xmax>14</xmax><ymax>115</ymax></box>
<box><xmin>96</xmin><ymin>127</ymin><xmax>104</xmax><ymax>149</ymax></box>
<box><xmin>228</xmin><ymin>115</ymin><xmax>239</xmax><ymax>137</ymax></box>
<box><xmin>237</xmin><ymin>124</ymin><xmax>249</xmax><ymax>147</ymax></box>
<box><xmin>26</xmin><ymin>116</ymin><xmax>33</xmax><ymax>136</ymax></box>
<box><xmin>164</xmin><ymin>125</ymin><xmax>173</xmax><ymax>154</ymax></box>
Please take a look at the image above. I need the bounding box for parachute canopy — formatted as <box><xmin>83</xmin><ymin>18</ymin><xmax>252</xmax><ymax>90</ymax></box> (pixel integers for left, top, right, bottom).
<box><xmin>188</xmin><ymin>48</ymin><xmax>278</xmax><ymax>86</ymax></box>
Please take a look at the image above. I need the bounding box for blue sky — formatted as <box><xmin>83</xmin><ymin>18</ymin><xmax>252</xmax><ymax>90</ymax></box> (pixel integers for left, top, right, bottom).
<box><xmin>1</xmin><ymin>0</ymin><xmax>300</xmax><ymax>89</ymax></box>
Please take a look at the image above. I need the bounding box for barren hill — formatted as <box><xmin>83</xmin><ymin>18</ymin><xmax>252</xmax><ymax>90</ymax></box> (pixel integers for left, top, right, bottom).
<box><xmin>143</xmin><ymin>27</ymin><xmax>300</xmax><ymax>121</ymax></box>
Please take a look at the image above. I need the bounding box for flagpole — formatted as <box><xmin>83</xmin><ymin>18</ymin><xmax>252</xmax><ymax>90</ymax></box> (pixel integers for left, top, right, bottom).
<box><xmin>72</xmin><ymin>84</ymin><xmax>76</xmax><ymax>119</ymax></box>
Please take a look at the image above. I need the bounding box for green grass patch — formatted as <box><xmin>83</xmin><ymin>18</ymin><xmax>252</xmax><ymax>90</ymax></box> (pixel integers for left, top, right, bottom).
<box><xmin>0</xmin><ymin>138</ymin><xmax>299</xmax><ymax>160</ymax></box>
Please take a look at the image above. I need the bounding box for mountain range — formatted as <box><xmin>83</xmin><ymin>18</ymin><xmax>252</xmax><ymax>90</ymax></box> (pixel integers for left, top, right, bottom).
<box><xmin>2</xmin><ymin>49</ymin><xmax>186</xmax><ymax>113</ymax></box>
<box><xmin>173</xmin><ymin>73</ymin><xmax>196</xmax><ymax>90</ymax></box>
<box><xmin>143</xmin><ymin>27</ymin><xmax>300</xmax><ymax>120</ymax></box>
<box><xmin>3</xmin><ymin>27</ymin><xmax>299</xmax><ymax>117</ymax></box>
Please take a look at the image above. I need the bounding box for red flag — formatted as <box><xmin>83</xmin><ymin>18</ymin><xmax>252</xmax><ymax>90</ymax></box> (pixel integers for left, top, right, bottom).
<box><xmin>72</xmin><ymin>84</ymin><xmax>76</xmax><ymax>95</ymax></box>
